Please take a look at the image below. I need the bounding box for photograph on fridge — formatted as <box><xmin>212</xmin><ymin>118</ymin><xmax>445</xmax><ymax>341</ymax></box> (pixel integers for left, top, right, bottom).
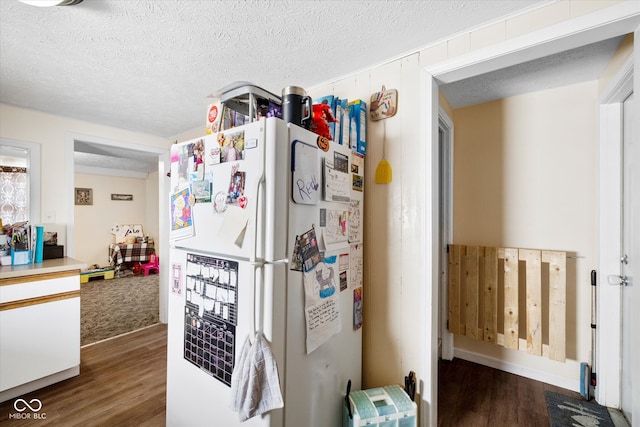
<box><xmin>216</xmin><ymin>130</ymin><xmax>245</xmax><ymax>163</ymax></box>
<box><xmin>226</xmin><ymin>170</ymin><xmax>246</xmax><ymax>205</ymax></box>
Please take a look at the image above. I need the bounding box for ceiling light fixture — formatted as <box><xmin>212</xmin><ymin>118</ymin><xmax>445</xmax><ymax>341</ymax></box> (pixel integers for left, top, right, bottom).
<box><xmin>18</xmin><ymin>0</ymin><xmax>83</xmax><ymax>6</ymax></box>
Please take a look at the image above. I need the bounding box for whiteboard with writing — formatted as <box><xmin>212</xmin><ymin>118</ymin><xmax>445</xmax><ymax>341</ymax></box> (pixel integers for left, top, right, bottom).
<box><xmin>291</xmin><ymin>140</ymin><xmax>319</xmax><ymax>205</ymax></box>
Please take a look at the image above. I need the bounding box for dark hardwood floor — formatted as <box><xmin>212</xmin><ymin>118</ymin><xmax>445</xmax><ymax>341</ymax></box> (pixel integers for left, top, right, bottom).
<box><xmin>0</xmin><ymin>323</ymin><xmax>167</xmax><ymax>427</ymax></box>
<box><xmin>438</xmin><ymin>358</ymin><xmax>580</xmax><ymax>427</ymax></box>
<box><xmin>1</xmin><ymin>325</ymin><xmax>587</xmax><ymax>426</ymax></box>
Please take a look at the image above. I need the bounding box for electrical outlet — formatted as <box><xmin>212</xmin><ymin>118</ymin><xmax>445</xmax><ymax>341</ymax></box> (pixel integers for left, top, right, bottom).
<box><xmin>44</xmin><ymin>211</ymin><xmax>56</xmax><ymax>223</ymax></box>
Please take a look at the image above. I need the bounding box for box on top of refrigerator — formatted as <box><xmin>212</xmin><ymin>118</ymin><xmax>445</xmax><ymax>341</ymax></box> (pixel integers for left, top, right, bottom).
<box><xmin>348</xmin><ymin>99</ymin><xmax>367</xmax><ymax>155</ymax></box>
<box><xmin>344</xmin><ymin>385</ymin><xmax>417</xmax><ymax>427</ymax></box>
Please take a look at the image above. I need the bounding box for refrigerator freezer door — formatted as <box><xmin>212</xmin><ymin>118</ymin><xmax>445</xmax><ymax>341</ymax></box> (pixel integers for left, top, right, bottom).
<box><xmin>169</xmin><ymin>120</ymin><xmax>267</xmax><ymax>263</ymax></box>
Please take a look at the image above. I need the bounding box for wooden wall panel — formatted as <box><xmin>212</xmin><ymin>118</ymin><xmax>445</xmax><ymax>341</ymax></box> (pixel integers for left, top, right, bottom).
<box><xmin>502</xmin><ymin>248</ymin><xmax>519</xmax><ymax>350</ymax></box>
<box><xmin>483</xmin><ymin>246</ymin><xmax>498</xmax><ymax>343</ymax></box>
<box><xmin>464</xmin><ymin>246</ymin><xmax>479</xmax><ymax>339</ymax></box>
<box><xmin>543</xmin><ymin>250</ymin><xmax>566</xmax><ymax>361</ymax></box>
<box><xmin>520</xmin><ymin>249</ymin><xmax>542</xmax><ymax>356</ymax></box>
<box><xmin>448</xmin><ymin>245</ymin><xmax>566</xmax><ymax>362</ymax></box>
<box><xmin>448</xmin><ymin>245</ymin><xmax>462</xmax><ymax>334</ymax></box>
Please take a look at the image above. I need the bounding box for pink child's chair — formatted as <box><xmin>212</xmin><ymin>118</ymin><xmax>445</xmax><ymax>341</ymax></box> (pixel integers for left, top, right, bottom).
<box><xmin>141</xmin><ymin>254</ymin><xmax>159</xmax><ymax>276</ymax></box>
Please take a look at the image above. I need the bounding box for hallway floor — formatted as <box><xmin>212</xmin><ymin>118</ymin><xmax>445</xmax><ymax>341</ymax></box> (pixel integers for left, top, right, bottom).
<box><xmin>438</xmin><ymin>358</ymin><xmax>630</xmax><ymax>427</ymax></box>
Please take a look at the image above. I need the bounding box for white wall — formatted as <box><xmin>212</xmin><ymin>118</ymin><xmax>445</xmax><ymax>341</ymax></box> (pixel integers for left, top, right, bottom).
<box><xmin>451</xmin><ymin>81</ymin><xmax>598</xmax><ymax>390</ymax></box>
<box><xmin>0</xmin><ymin>104</ymin><xmax>168</xmax><ymax>250</ymax></box>
<box><xmin>309</xmin><ymin>53</ymin><xmax>424</xmax><ymax>395</ymax></box>
<box><xmin>306</xmin><ymin>2</ymin><xmax>628</xmax><ymax>423</ymax></box>
<box><xmin>74</xmin><ymin>172</ymin><xmax>155</xmax><ymax>267</ymax></box>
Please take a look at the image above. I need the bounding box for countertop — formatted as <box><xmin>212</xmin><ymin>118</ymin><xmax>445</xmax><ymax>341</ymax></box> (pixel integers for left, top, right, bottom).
<box><xmin>0</xmin><ymin>257</ymin><xmax>87</xmax><ymax>280</ymax></box>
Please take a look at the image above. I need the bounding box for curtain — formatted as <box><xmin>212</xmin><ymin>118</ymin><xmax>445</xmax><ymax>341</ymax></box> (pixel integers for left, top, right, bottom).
<box><xmin>0</xmin><ymin>165</ymin><xmax>28</xmax><ymax>225</ymax></box>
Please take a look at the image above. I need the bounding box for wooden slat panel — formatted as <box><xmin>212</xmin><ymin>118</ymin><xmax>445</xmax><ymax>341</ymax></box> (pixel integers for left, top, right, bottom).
<box><xmin>543</xmin><ymin>250</ymin><xmax>566</xmax><ymax>362</ymax></box>
<box><xmin>520</xmin><ymin>249</ymin><xmax>542</xmax><ymax>356</ymax></box>
<box><xmin>464</xmin><ymin>246</ymin><xmax>479</xmax><ymax>340</ymax></box>
<box><xmin>448</xmin><ymin>245</ymin><xmax>462</xmax><ymax>334</ymax></box>
<box><xmin>503</xmin><ymin>248</ymin><xmax>519</xmax><ymax>349</ymax></box>
<box><xmin>483</xmin><ymin>246</ymin><xmax>498</xmax><ymax>343</ymax></box>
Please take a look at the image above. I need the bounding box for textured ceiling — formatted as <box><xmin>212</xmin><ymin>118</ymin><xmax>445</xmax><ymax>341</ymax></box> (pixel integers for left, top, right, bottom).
<box><xmin>0</xmin><ymin>0</ymin><xmax>546</xmax><ymax>140</ymax></box>
<box><xmin>441</xmin><ymin>36</ymin><xmax>624</xmax><ymax>109</ymax></box>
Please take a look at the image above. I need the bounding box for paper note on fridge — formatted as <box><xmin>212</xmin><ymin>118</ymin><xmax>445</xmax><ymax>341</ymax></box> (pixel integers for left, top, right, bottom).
<box><xmin>218</xmin><ymin>206</ymin><xmax>249</xmax><ymax>247</ymax></box>
<box><xmin>303</xmin><ymin>256</ymin><xmax>342</xmax><ymax>354</ymax></box>
<box><xmin>323</xmin><ymin>209</ymin><xmax>349</xmax><ymax>245</ymax></box>
<box><xmin>323</xmin><ymin>158</ymin><xmax>350</xmax><ymax>203</ymax></box>
<box><xmin>291</xmin><ymin>140</ymin><xmax>319</xmax><ymax>205</ymax></box>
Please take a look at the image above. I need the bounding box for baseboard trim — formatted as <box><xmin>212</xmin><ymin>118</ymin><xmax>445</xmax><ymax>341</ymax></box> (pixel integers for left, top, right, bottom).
<box><xmin>453</xmin><ymin>348</ymin><xmax>580</xmax><ymax>393</ymax></box>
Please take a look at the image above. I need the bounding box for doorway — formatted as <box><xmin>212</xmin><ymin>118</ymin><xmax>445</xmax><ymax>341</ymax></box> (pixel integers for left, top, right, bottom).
<box><xmin>65</xmin><ymin>133</ymin><xmax>169</xmax><ymax>324</ymax></box>
<box><xmin>597</xmin><ymin>55</ymin><xmax>634</xmax><ymax>414</ymax></box>
<box><xmin>421</xmin><ymin>9</ymin><xmax>639</xmax><ymax>427</ymax></box>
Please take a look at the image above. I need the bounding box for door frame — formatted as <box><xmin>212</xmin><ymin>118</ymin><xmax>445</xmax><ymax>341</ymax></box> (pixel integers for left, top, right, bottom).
<box><xmin>64</xmin><ymin>132</ymin><xmax>169</xmax><ymax>323</ymax></box>
<box><xmin>438</xmin><ymin>109</ymin><xmax>454</xmax><ymax>362</ymax></box>
<box><xmin>597</xmin><ymin>55</ymin><xmax>633</xmax><ymax>409</ymax></box>
<box><xmin>419</xmin><ymin>4</ymin><xmax>639</xmax><ymax>426</ymax></box>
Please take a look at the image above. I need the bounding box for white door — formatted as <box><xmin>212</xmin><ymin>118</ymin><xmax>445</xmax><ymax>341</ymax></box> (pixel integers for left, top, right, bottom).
<box><xmin>620</xmin><ymin>92</ymin><xmax>635</xmax><ymax>423</ymax></box>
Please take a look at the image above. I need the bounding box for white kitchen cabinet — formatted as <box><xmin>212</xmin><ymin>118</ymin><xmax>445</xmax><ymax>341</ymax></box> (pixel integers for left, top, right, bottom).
<box><xmin>0</xmin><ymin>258</ymin><xmax>85</xmax><ymax>402</ymax></box>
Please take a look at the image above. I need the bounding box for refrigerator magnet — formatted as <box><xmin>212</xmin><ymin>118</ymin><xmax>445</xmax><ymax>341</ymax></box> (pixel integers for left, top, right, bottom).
<box><xmin>214</xmin><ymin>191</ymin><xmax>227</xmax><ymax>213</ymax></box>
<box><xmin>317</xmin><ymin>136</ymin><xmax>330</xmax><ymax>152</ymax></box>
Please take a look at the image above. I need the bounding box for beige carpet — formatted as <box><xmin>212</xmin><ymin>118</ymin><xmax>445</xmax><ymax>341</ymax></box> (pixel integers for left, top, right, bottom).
<box><xmin>80</xmin><ymin>271</ymin><xmax>160</xmax><ymax>346</ymax></box>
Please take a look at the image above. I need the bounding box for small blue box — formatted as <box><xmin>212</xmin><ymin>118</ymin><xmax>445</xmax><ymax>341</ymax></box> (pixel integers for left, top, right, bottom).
<box><xmin>11</xmin><ymin>249</ymin><xmax>32</xmax><ymax>266</ymax></box>
<box><xmin>348</xmin><ymin>99</ymin><xmax>367</xmax><ymax>155</ymax></box>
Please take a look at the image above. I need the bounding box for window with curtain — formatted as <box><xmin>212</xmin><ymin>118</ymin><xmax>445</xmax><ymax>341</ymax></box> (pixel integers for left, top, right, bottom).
<box><xmin>0</xmin><ymin>165</ymin><xmax>29</xmax><ymax>224</ymax></box>
<box><xmin>0</xmin><ymin>165</ymin><xmax>29</xmax><ymax>225</ymax></box>
<box><xmin>0</xmin><ymin>141</ymin><xmax>38</xmax><ymax>227</ymax></box>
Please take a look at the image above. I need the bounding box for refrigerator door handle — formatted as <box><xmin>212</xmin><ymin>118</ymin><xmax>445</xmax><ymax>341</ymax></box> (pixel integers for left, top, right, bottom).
<box><xmin>253</xmin><ymin>260</ymin><xmax>264</xmax><ymax>336</ymax></box>
<box><xmin>251</xmin><ymin>168</ymin><xmax>266</xmax><ymax>265</ymax></box>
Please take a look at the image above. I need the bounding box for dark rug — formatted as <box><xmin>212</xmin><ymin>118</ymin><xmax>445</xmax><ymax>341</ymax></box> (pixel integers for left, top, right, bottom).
<box><xmin>81</xmin><ymin>271</ymin><xmax>159</xmax><ymax>346</ymax></box>
<box><xmin>545</xmin><ymin>390</ymin><xmax>614</xmax><ymax>427</ymax></box>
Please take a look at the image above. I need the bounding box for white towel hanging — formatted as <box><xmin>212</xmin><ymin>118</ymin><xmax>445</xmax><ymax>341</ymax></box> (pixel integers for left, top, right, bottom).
<box><xmin>229</xmin><ymin>332</ymin><xmax>283</xmax><ymax>421</ymax></box>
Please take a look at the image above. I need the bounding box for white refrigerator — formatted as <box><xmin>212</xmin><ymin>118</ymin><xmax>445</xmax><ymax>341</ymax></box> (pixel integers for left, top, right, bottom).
<box><xmin>166</xmin><ymin>117</ymin><xmax>364</xmax><ymax>426</ymax></box>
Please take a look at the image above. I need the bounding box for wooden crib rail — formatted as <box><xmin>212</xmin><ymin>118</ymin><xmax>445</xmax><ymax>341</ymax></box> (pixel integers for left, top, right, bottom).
<box><xmin>447</xmin><ymin>245</ymin><xmax>566</xmax><ymax>362</ymax></box>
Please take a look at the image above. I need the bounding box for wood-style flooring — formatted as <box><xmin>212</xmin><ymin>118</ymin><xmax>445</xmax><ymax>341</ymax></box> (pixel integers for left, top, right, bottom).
<box><xmin>1</xmin><ymin>325</ymin><xmax>592</xmax><ymax>426</ymax></box>
<box><xmin>0</xmin><ymin>323</ymin><xmax>167</xmax><ymax>427</ymax></box>
<box><xmin>438</xmin><ymin>358</ymin><xmax>581</xmax><ymax>426</ymax></box>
